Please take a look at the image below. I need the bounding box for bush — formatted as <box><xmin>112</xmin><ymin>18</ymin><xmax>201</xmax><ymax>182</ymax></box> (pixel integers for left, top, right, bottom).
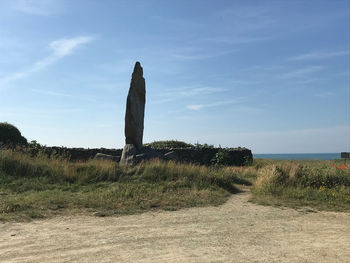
<box><xmin>211</xmin><ymin>150</ymin><xmax>230</xmax><ymax>166</ymax></box>
<box><xmin>252</xmin><ymin>162</ymin><xmax>350</xmax><ymax>211</ymax></box>
<box><xmin>144</xmin><ymin>140</ymin><xmax>194</xmax><ymax>149</ymax></box>
<box><xmin>0</xmin><ymin>122</ymin><xmax>27</xmax><ymax>146</ymax></box>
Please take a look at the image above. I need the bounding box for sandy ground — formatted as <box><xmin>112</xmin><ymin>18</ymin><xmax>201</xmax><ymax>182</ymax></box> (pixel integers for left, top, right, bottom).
<box><xmin>1</xmin><ymin>191</ymin><xmax>350</xmax><ymax>263</ymax></box>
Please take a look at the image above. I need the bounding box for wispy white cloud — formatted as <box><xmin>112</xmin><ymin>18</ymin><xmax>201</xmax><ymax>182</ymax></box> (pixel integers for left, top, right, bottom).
<box><xmin>177</xmin><ymin>87</ymin><xmax>226</xmax><ymax>96</ymax></box>
<box><xmin>229</xmin><ymin>79</ymin><xmax>262</xmax><ymax>86</ymax></box>
<box><xmin>315</xmin><ymin>91</ymin><xmax>334</xmax><ymax>98</ymax></box>
<box><xmin>187</xmin><ymin>99</ymin><xmax>240</xmax><ymax>111</ymax></box>
<box><xmin>152</xmin><ymin>86</ymin><xmax>227</xmax><ymax>105</ymax></box>
<box><xmin>187</xmin><ymin>104</ymin><xmax>204</xmax><ymax>110</ymax></box>
<box><xmin>295</xmin><ymin>79</ymin><xmax>319</xmax><ymax>85</ymax></box>
<box><xmin>194</xmin><ymin>36</ymin><xmax>270</xmax><ymax>47</ymax></box>
<box><xmin>279</xmin><ymin>66</ymin><xmax>325</xmax><ymax>79</ymax></box>
<box><xmin>0</xmin><ymin>36</ymin><xmax>94</xmax><ymax>87</ymax></box>
<box><xmin>171</xmin><ymin>48</ymin><xmax>237</xmax><ymax>61</ymax></box>
<box><xmin>289</xmin><ymin>50</ymin><xmax>350</xmax><ymax>61</ymax></box>
<box><xmin>12</xmin><ymin>0</ymin><xmax>60</xmax><ymax>16</ymax></box>
<box><xmin>31</xmin><ymin>88</ymin><xmax>97</xmax><ymax>102</ymax></box>
<box><xmin>50</xmin><ymin>36</ymin><xmax>94</xmax><ymax>57</ymax></box>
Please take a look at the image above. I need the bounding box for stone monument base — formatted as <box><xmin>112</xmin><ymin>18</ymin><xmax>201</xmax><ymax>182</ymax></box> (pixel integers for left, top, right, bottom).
<box><xmin>120</xmin><ymin>145</ymin><xmax>167</xmax><ymax>165</ymax></box>
<box><xmin>120</xmin><ymin>144</ymin><xmax>138</xmax><ymax>165</ymax></box>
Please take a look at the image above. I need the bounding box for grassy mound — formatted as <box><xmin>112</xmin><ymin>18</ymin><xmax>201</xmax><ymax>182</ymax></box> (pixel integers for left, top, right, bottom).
<box><xmin>0</xmin><ymin>149</ymin><xmax>249</xmax><ymax>221</ymax></box>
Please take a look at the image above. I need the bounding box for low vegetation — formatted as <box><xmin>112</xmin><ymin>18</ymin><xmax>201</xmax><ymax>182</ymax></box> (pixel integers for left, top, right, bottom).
<box><xmin>1</xmin><ymin>142</ymin><xmax>349</xmax><ymax>222</ymax></box>
<box><xmin>144</xmin><ymin>140</ymin><xmax>214</xmax><ymax>149</ymax></box>
<box><xmin>250</xmin><ymin>159</ymin><xmax>350</xmax><ymax>211</ymax></box>
<box><xmin>0</xmin><ymin>149</ymin><xmax>250</xmax><ymax>221</ymax></box>
<box><xmin>144</xmin><ymin>140</ymin><xmax>194</xmax><ymax>149</ymax></box>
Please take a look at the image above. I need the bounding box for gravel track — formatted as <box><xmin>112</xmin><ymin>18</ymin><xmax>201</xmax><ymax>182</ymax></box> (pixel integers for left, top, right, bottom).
<box><xmin>1</xmin><ymin>191</ymin><xmax>349</xmax><ymax>263</ymax></box>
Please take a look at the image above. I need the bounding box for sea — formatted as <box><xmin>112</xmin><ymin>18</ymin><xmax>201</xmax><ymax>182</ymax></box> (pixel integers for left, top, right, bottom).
<box><xmin>253</xmin><ymin>153</ymin><xmax>341</xmax><ymax>160</ymax></box>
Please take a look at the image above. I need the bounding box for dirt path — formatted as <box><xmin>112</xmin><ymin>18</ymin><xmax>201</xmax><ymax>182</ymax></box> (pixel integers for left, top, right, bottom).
<box><xmin>1</xmin><ymin>192</ymin><xmax>349</xmax><ymax>263</ymax></box>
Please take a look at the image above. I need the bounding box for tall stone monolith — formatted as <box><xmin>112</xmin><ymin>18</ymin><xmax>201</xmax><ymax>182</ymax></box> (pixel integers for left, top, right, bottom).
<box><xmin>120</xmin><ymin>62</ymin><xmax>146</xmax><ymax>165</ymax></box>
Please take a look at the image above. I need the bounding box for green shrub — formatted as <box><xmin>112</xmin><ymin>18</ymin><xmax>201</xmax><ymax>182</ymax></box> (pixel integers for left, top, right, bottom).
<box><xmin>194</xmin><ymin>142</ymin><xmax>214</xmax><ymax>148</ymax></box>
<box><xmin>211</xmin><ymin>150</ymin><xmax>230</xmax><ymax>166</ymax></box>
<box><xmin>144</xmin><ymin>140</ymin><xmax>194</xmax><ymax>149</ymax></box>
<box><xmin>0</xmin><ymin>122</ymin><xmax>27</xmax><ymax>146</ymax></box>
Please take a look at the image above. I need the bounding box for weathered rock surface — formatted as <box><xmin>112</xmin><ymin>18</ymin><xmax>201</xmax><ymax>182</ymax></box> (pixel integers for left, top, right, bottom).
<box><xmin>120</xmin><ymin>62</ymin><xmax>146</xmax><ymax>165</ymax></box>
<box><xmin>120</xmin><ymin>144</ymin><xmax>138</xmax><ymax>165</ymax></box>
<box><xmin>163</xmin><ymin>151</ymin><xmax>177</xmax><ymax>160</ymax></box>
<box><xmin>120</xmin><ymin>145</ymin><xmax>163</xmax><ymax>165</ymax></box>
<box><xmin>120</xmin><ymin>62</ymin><xmax>147</xmax><ymax>165</ymax></box>
<box><xmin>136</xmin><ymin>147</ymin><xmax>163</xmax><ymax>161</ymax></box>
<box><xmin>125</xmin><ymin>61</ymin><xmax>145</xmax><ymax>151</ymax></box>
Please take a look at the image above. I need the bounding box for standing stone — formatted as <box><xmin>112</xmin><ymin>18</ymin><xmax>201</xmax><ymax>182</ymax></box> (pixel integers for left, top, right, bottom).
<box><xmin>120</xmin><ymin>62</ymin><xmax>146</xmax><ymax>165</ymax></box>
<box><xmin>125</xmin><ymin>61</ymin><xmax>145</xmax><ymax>150</ymax></box>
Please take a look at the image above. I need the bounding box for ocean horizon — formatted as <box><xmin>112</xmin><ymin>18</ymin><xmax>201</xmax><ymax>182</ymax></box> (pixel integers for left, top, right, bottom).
<box><xmin>253</xmin><ymin>153</ymin><xmax>342</xmax><ymax>160</ymax></box>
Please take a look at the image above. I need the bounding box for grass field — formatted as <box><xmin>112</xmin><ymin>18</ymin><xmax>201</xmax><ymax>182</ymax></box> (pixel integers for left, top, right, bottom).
<box><xmin>1</xmin><ymin>149</ymin><xmax>349</xmax><ymax>222</ymax></box>
<box><xmin>0</xmin><ymin>149</ymin><xmax>251</xmax><ymax>221</ymax></box>
<box><xmin>250</xmin><ymin>158</ymin><xmax>350</xmax><ymax>211</ymax></box>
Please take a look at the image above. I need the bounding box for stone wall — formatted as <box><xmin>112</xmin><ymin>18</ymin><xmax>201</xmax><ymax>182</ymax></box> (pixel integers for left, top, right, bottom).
<box><xmin>158</xmin><ymin>147</ymin><xmax>253</xmax><ymax>166</ymax></box>
<box><xmin>39</xmin><ymin>146</ymin><xmax>252</xmax><ymax>166</ymax></box>
<box><xmin>39</xmin><ymin>147</ymin><xmax>122</xmax><ymax>161</ymax></box>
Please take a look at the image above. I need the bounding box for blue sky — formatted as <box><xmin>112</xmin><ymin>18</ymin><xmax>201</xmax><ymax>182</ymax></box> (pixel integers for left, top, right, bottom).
<box><xmin>0</xmin><ymin>0</ymin><xmax>349</xmax><ymax>153</ymax></box>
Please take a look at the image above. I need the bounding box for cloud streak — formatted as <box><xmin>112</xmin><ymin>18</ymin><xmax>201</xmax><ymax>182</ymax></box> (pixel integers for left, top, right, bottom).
<box><xmin>170</xmin><ymin>48</ymin><xmax>237</xmax><ymax>61</ymax></box>
<box><xmin>50</xmin><ymin>36</ymin><xmax>93</xmax><ymax>56</ymax></box>
<box><xmin>31</xmin><ymin>88</ymin><xmax>97</xmax><ymax>102</ymax></box>
<box><xmin>315</xmin><ymin>91</ymin><xmax>334</xmax><ymax>98</ymax></box>
<box><xmin>289</xmin><ymin>50</ymin><xmax>350</xmax><ymax>61</ymax></box>
<box><xmin>12</xmin><ymin>0</ymin><xmax>59</xmax><ymax>16</ymax></box>
<box><xmin>0</xmin><ymin>36</ymin><xmax>94</xmax><ymax>87</ymax></box>
<box><xmin>279</xmin><ymin>66</ymin><xmax>325</xmax><ymax>79</ymax></box>
<box><xmin>152</xmin><ymin>86</ymin><xmax>227</xmax><ymax>104</ymax></box>
<box><xmin>187</xmin><ymin>99</ymin><xmax>240</xmax><ymax>110</ymax></box>
<box><xmin>177</xmin><ymin>87</ymin><xmax>227</xmax><ymax>97</ymax></box>
<box><xmin>202</xmin><ymin>36</ymin><xmax>270</xmax><ymax>45</ymax></box>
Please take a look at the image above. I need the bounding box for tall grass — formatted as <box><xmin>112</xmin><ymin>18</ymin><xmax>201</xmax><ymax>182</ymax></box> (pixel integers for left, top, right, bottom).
<box><xmin>0</xmin><ymin>149</ymin><xmax>248</xmax><ymax>221</ymax></box>
<box><xmin>2</xmin><ymin>149</ymin><xmax>348</xmax><ymax>221</ymax></box>
<box><xmin>251</xmin><ymin>161</ymin><xmax>350</xmax><ymax>211</ymax></box>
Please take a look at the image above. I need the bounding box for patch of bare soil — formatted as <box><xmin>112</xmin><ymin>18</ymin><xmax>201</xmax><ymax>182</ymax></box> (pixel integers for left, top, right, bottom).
<box><xmin>1</xmin><ymin>191</ymin><xmax>349</xmax><ymax>263</ymax></box>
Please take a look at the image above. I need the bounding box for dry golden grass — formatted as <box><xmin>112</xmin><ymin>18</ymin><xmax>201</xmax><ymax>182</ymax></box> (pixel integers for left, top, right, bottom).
<box><xmin>251</xmin><ymin>160</ymin><xmax>350</xmax><ymax>211</ymax></box>
<box><xmin>0</xmin><ymin>149</ymin><xmax>246</xmax><ymax>221</ymax></box>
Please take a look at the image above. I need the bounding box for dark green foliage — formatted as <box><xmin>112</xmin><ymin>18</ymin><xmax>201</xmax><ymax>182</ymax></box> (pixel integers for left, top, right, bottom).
<box><xmin>144</xmin><ymin>140</ymin><xmax>215</xmax><ymax>149</ymax></box>
<box><xmin>211</xmin><ymin>150</ymin><xmax>230</xmax><ymax>166</ymax></box>
<box><xmin>144</xmin><ymin>140</ymin><xmax>194</xmax><ymax>149</ymax></box>
<box><xmin>26</xmin><ymin>141</ymin><xmax>71</xmax><ymax>160</ymax></box>
<box><xmin>194</xmin><ymin>142</ymin><xmax>214</xmax><ymax>148</ymax></box>
<box><xmin>210</xmin><ymin>149</ymin><xmax>253</xmax><ymax>166</ymax></box>
<box><xmin>0</xmin><ymin>122</ymin><xmax>27</xmax><ymax>146</ymax></box>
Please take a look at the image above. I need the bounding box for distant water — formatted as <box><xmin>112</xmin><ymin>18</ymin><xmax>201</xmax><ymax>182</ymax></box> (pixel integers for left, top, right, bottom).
<box><xmin>253</xmin><ymin>153</ymin><xmax>340</xmax><ymax>160</ymax></box>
